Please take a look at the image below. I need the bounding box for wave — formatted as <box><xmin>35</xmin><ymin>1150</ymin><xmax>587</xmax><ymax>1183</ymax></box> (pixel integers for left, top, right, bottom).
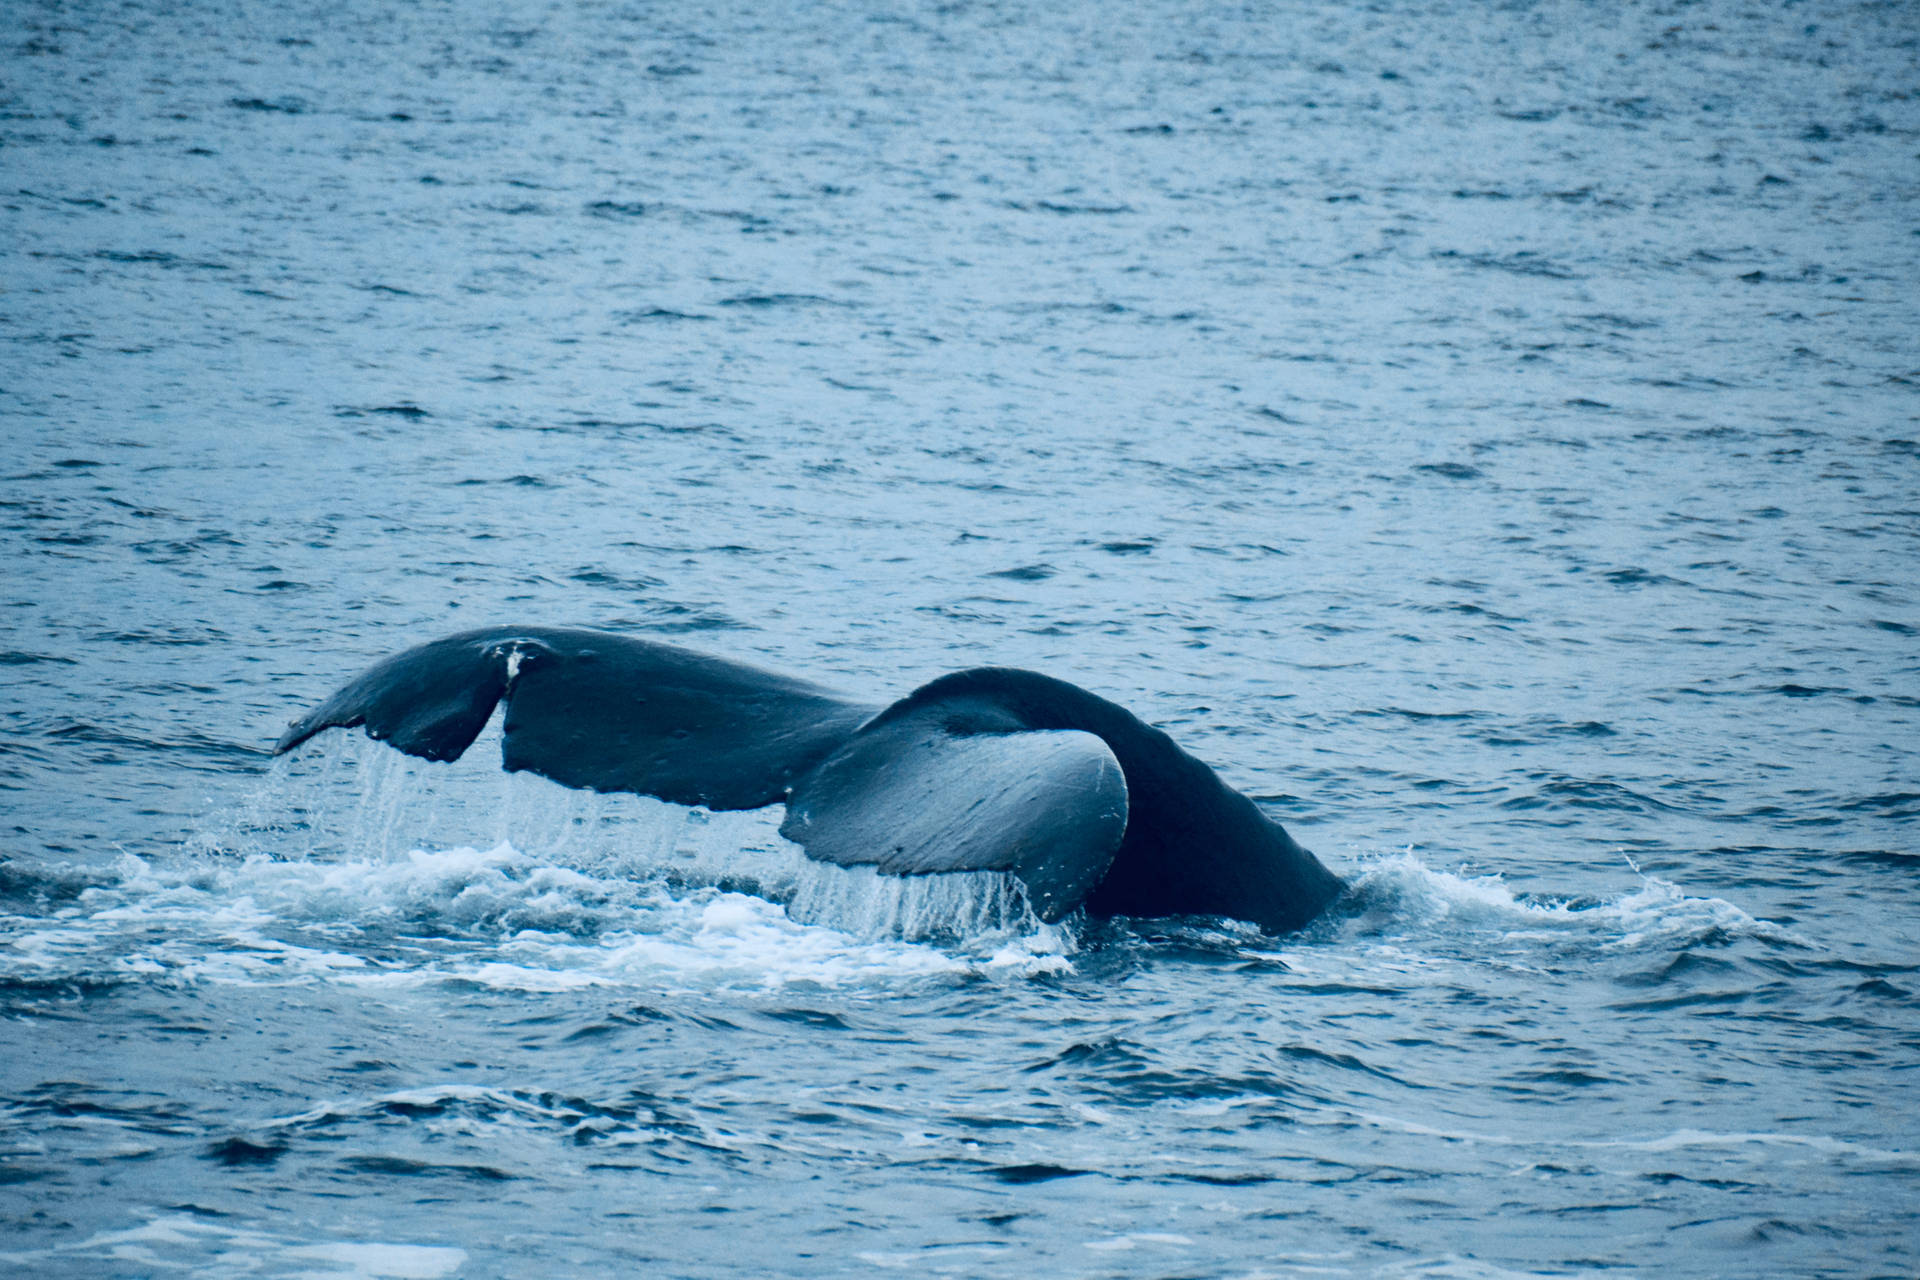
<box><xmin>0</xmin><ymin>843</ymin><xmax>1074</xmax><ymax>999</ymax></box>
<box><xmin>1</xmin><ymin>732</ymin><xmax>1804</xmax><ymax>1002</ymax></box>
<box><xmin>1335</xmin><ymin>1108</ymin><xmax>1920</xmax><ymax>1168</ymax></box>
<box><xmin>0</xmin><ymin>840</ymin><xmax>1798</xmax><ymax>1006</ymax></box>
<box><xmin>1337</xmin><ymin>848</ymin><xmax>1809</xmax><ymax>954</ymax></box>
<box><xmin>0</xmin><ymin>1213</ymin><xmax>468</xmax><ymax>1280</ymax></box>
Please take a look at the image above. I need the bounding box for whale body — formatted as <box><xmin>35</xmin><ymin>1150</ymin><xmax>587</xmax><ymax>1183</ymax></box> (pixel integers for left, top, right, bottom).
<box><xmin>274</xmin><ymin>627</ymin><xmax>1342</xmax><ymax>932</ymax></box>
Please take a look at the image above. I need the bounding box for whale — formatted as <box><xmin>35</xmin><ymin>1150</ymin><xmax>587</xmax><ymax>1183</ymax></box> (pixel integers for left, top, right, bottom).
<box><xmin>273</xmin><ymin>627</ymin><xmax>1343</xmax><ymax>933</ymax></box>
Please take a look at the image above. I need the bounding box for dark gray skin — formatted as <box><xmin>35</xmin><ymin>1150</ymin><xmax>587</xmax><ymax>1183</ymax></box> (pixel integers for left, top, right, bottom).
<box><xmin>275</xmin><ymin>626</ymin><xmax>1343</xmax><ymax>933</ymax></box>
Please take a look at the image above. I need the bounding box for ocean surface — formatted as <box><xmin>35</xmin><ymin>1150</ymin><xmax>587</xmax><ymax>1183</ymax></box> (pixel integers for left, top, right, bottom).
<box><xmin>4</xmin><ymin>0</ymin><xmax>1918</xmax><ymax>1275</ymax></box>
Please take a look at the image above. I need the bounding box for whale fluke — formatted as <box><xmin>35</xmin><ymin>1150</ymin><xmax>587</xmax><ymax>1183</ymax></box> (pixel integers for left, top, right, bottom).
<box><xmin>783</xmin><ymin>709</ymin><xmax>1129</xmax><ymax>922</ymax></box>
<box><xmin>275</xmin><ymin>627</ymin><xmax>876</xmax><ymax>807</ymax></box>
<box><xmin>273</xmin><ymin>627</ymin><xmax>1341</xmax><ymax>932</ymax></box>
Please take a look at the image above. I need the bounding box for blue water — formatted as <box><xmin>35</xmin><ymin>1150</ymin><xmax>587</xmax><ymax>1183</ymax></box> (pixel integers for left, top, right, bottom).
<box><xmin>4</xmin><ymin>0</ymin><xmax>1918</xmax><ymax>1275</ymax></box>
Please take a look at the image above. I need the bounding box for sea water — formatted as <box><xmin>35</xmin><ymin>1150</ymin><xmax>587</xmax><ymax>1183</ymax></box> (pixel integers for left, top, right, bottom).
<box><xmin>3</xmin><ymin>0</ymin><xmax>1916</xmax><ymax>1275</ymax></box>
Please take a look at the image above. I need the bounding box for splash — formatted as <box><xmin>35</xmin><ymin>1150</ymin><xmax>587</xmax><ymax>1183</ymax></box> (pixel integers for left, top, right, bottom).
<box><xmin>213</xmin><ymin>729</ymin><xmax>1063</xmax><ymax>945</ymax></box>
<box><xmin>1341</xmin><ymin>848</ymin><xmax>1810</xmax><ymax>952</ymax></box>
<box><xmin>6</xmin><ymin>729</ymin><xmax>1082</xmax><ymax>998</ymax></box>
<box><xmin>0</xmin><ymin>842</ymin><xmax>1074</xmax><ymax>997</ymax></box>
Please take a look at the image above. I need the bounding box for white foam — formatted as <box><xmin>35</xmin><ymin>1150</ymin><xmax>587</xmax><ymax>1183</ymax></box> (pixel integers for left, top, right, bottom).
<box><xmin>1344</xmin><ymin>848</ymin><xmax>1811</xmax><ymax>952</ymax></box>
<box><xmin>264</xmin><ymin>1083</ymin><xmax>529</xmax><ymax>1131</ymax></box>
<box><xmin>1084</xmin><ymin>1232</ymin><xmax>1197</xmax><ymax>1252</ymax></box>
<box><xmin>855</xmin><ymin>1244</ymin><xmax>1015</xmax><ymax>1270</ymax></box>
<box><xmin>282</xmin><ymin>1242</ymin><xmax>470</xmax><ymax>1279</ymax></box>
<box><xmin>1605</xmin><ymin>1127</ymin><xmax>1920</xmax><ymax>1164</ymax></box>
<box><xmin>0</xmin><ymin>1214</ymin><xmax>466</xmax><ymax>1280</ymax></box>
<box><xmin>1331</xmin><ymin>1109</ymin><xmax>1920</xmax><ymax>1167</ymax></box>
<box><xmin>1369</xmin><ymin>1257</ymin><xmax>1594</xmax><ymax>1280</ymax></box>
<box><xmin>0</xmin><ymin>835</ymin><xmax>1075</xmax><ymax>998</ymax></box>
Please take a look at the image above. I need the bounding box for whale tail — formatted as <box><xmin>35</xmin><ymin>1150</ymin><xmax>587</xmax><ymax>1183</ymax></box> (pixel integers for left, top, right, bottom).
<box><xmin>274</xmin><ymin>628</ymin><xmax>1337</xmax><ymax>931</ymax></box>
<box><xmin>274</xmin><ymin>628</ymin><xmax>1134</xmax><ymax>921</ymax></box>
